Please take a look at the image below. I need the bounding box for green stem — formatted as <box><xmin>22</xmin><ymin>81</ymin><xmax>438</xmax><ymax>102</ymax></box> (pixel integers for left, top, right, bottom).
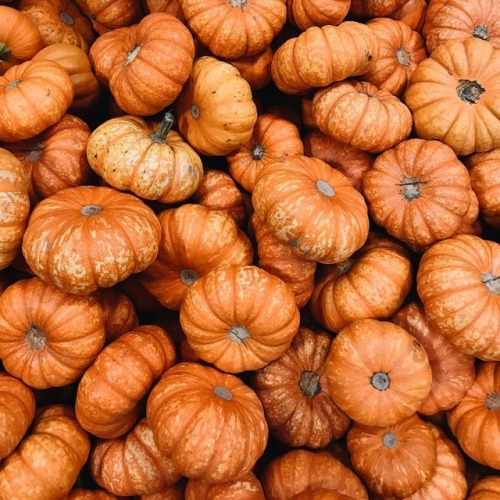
<box><xmin>149</xmin><ymin>111</ymin><xmax>174</xmax><ymax>143</ymax></box>
<box><xmin>0</xmin><ymin>42</ymin><xmax>10</xmax><ymax>59</ymax></box>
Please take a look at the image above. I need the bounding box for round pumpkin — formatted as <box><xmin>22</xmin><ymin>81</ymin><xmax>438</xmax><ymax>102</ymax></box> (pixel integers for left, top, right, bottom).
<box><xmin>146</xmin><ymin>362</ymin><xmax>268</xmax><ymax>483</ymax></box>
<box><xmin>287</xmin><ymin>0</ymin><xmax>350</xmax><ymax>30</ymax></box>
<box><xmin>185</xmin><ymin>473</ymin><xmax>265</xmax><ymax>500</ymax></box>
<box><xmin>469</xmin><ymin>476</ymin><xmax>500</xmax><ymax>499</ymax></box>
<box><xmin>83</xmin><ymin>0</ymin><xmax>142</xmax><ymax>31</ymax></box>
<box><xmin>326</xmin><ymin>319</ymin><xmax>433</xmax><ymax>426</ymax></box>
<box><xmin>21</xmin><ymin>185</ymin><xmax>161</xmax><ymax>295</ymax></box>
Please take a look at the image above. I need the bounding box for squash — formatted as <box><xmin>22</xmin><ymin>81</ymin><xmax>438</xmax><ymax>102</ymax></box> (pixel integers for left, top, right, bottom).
<box><xmin>185</xmin><ymin>474</ymin><xmax>265</xmax><ymax>500</ymax></box>
<box><xmin>286</xmin><ymin>0</ymin><xmax>350</xmax><ymax>30</ymax></box>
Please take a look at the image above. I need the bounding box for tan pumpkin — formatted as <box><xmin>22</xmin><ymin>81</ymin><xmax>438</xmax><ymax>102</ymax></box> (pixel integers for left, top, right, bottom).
<box><xmin>287</xmin><ymin>0</ymin><xmax>350</xmax><ymax>30</ymax></box>
<box><xmin>185</xmin><ymin>474</ymin><xmax>265</xmax><ymax>500</ymax></box>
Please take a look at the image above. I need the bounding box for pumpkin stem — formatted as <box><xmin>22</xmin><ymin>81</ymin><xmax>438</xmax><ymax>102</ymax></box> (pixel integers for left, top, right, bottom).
<box><xmin>125</xmin><ymin>44</ymin><xmax>142</xmax><ymax>65</ymax></box>
<box><xmin>299</xmin><ymin>371</ymin><xmax>321</xmax><ymax>397</ymax></box>
<box><xmin>0</xmin><ymin>42</ymin><xmax>10</xmax><ymax>59</ymax></box>
<box><xmin>25</xmin><ymin>142</ymin><xmax>44</xmax><ymax>162</ymax></box>
<box><xmin>371</xmin><ymin>371</ymin><xmax>390</xmax><ymax>391</ymax></box>
<box><xmin>482</xmin><ymin>272</ymin><xmax>500</xmax><ymax>295</ymax></box>
<box><xmin>4</xmin><ymin>79</ymin><xmax>21</xmax><ymax>91</ymax></box>
<box><xmin>484</xmin><ymin>392</ymin><xmax>500</xmax><ymax>411</ymax></box>
<box><xmin>395</xmin><ymin>47</ymin><xmax>411</xmax><ymax>67</ymax></box>
<box><xmin>214</xmin><ymin>386</ymin><xmax>233</xmax><ymax>400</ymax></box>
<box><xmin>337</xmin><ymin>258</ymin><xmax>353</xmax><ymax>275</ymax></box>
<box><xmin>456</xmin><ymin>79</ymin><xmax>485</xmax><ymax>104</ymax></box>
<box><xmin>228</xmin><ymin>0</ymin><xmax>248</xmax><ymax>8</ymax></box>
<box><xmin>473</xmin><ymin>25</ymin><xmax>490</xmax><ymax>41</ymax></box>
<box><xmin>149</xmin><ymin>111</ymin><xmax>175</xmax><ymax>143</ymax></box>
<box><xmin>81</xmin><ymin>204</ymin><xmax>102</xmax><ymax>216</ymax></box>
<box><xmin>60</xmin><ymin>11</ymin><xmax>74</xmax><ymax>25</ymax></box>
<box><xmin>251</xmin><ymin>144</ymin><xmax>266</xmax><ymax>160</ymax></box>
<box><xmin>398</xmin><ymin>176</ymin><xmax>424</xmax><ymax>200</ymax></box>
<box><xmin>383</xmin><ymin>432</ymin><xmax>398</xmax><ymax>449</ymax></box>
<box><xmin>316</xmin><ymin>180</ymin><xmax>335</xmax><ymax>197</ymax></box>
<box><xmin>25</xmin><ymin>324</ymin><xmax>46</xmax><ymax>350</ymax></box>
<box><xmin>180</xmin><ymin>269</ymin><xmax>199</xmax><ymax>286</ymax></box>
<box><xmin>227</xmin><ymin>325</ymin><xmax>251</xmax><ymax>344</ymax></box>
<box><xmin>191</xmin><ymin>105</ymin><xmax>200</xmax><ymax>119</ymax></box>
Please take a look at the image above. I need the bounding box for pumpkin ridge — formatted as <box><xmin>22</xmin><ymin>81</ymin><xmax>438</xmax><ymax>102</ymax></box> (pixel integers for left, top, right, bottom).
<box><xmin>484</xmin><ymin>392</ymin><xmax>500</xmax><ymax>411</ymax></box>
<box><xmin>25</xmin><ymin>324</ymin><xmax>46</xmax><ymax>350</ymax></box>
<box><xmin>456</xmin><ymin>79</ymin><xmax>485</xmax><ymax>104</ymax></box>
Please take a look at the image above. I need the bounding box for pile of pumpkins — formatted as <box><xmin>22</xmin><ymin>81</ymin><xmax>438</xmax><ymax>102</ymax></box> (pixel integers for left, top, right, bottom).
<box><xmin>0</xmin><ymin>0</ymin><xmax>499</xmax><ymax>498</ymax></box>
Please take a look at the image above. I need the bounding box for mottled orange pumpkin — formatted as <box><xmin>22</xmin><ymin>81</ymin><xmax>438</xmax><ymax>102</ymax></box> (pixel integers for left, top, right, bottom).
<box><xmin>227</xmin><ymin>46</ymin><xmax>274</xmax><ymax>92</ymax></box>
<box><xmin>22</xmin><ymin>185</ymin><xmax>161</xmax><ymax>295</ymax></box>
<box><xmin>422</xmin><ymin>0</ymin><xmax>446</xmax><ymax>37</ymax></box>
<box><xmin>350</xmin><ymin>0</ymin><xmax>409</xmax><ymax>17</ymax></box>
<box><xmin>62</xmin><ymin>490</ymin><xmax>118</xmax><ymax>500</ymax></box>
<box><xmin>469</xmin><ymin>476</ymin><xmax>500</xmax><ymax>499</ymax></box>
<box><xmin>390</xmin><ymin>0</ymin><xmax>428</xmax><ymax>32</ymax></box>
<box><xmin>142</xmin><ymin>0</ymin><xmax>185</xmax><ymax>21</ymax></box>
<box><xmin>185</xmin><ymin>474</ymin><xmax>265</xmax><ymax>500</ymax></box>
<box><xmin>147</xmin><ymin>362</ymin><xmax>268</xmax><ymax>483</ymax></box>
<box><xmin>287</xmin><ymin>0</ymin><xmax>350</xmax><ymax>30</ymax></box>
<box><xmin>83</xmin><ymin>0</ymin><xmax>142</xmax><ymax>31</ymax></box>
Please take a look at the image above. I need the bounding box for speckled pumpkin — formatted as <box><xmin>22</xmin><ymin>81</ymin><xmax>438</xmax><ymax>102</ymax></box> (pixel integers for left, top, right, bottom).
<box><xmin>185</xmin><ymin>473</ymin><xmax>265</xmax><ymax>500</ymax></box>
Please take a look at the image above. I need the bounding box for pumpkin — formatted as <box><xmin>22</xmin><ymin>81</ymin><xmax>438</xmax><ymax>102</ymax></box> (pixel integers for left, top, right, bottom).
<box><xmin>422</xmin><ymin>0</ymin><xmax>446</xmax><ymax>37</ymax></box>
<box><xmin>0</xmin><ymin>60</ymin><xmax>73</xmax><ymax>142</ymax></box>
<box><xmin>313</xmin><ymin>80</ymin><xmax>412</xmax><ymax>153</ymax></box>
<box><xmin>90</xmin><ymin>418</ymin><xmax>181</xmax><ymax>496</ymax></box>
<box><xmin>310</xmin><ymin>234</ymin><xmax>412</xmax><ymax>333</ymax></box>
<box><xmin>83</xmin><ymin>0</ymin><xmax>142</xmax><ymax>31</ymax></box>
<box><xmin>180</xmin><ymin>0</ymin><xmax>286</xmax><ymax>60</ymax></box>
<box><xmin>0</xmin><ymin>372</ymin><xmax>35</xmax><ymax>460</ymax></box>
<box><xmin>31</xmin><ymin>44</ymin><xmax>101</xmax><ymax>113</ymax></box>
<box><xmin>261</xmin><ymin>449</ymin><xmax>369</xmax><ymax>500</ymax></box>
<box><xmin>19</xmin><ymin>0</ymin><xmax>95</xmax><ymax>53</ymax></box>
<box><xmin>4</xmin><ymin>114</ymin><xmax>95</xmax><ymax>204</ymax></box>
<box><xmin>0</xmin><ymin>148</ymin><xmax>30</xmax><ymax>271</ymax></box>
<box><xmin>133</xmin><ymin>483</ymin><xmax>185</xmax><ymax>500</ymax></box>
<box><xmin>466</xmin><ymin>147</ymin><xmax>500</xmax><ymax>229</ymax></box>
<box><xmin>227</xmin><ymin>113</ymin><xmax>304</xmax><ymax>193</ymax></box>
<box><xmin>176</xmin><ymin>56</ymin><xmax>258</xmax><ymax>156</ymax></box>
<box><xmin>227</xmin><ymin>47</ymin><xmax>274</xmax><ymax>92</ymax></box>
<box><xmin>469</xmin><ymin>476</ymin><xmax>500</xmax><ymax>499</ymax></box>
<box><xmin>348</xmin><ymin>414</ymin><xmax>438</xmax><ymax>497</ymax></box>
<box><xmin>250</xmin><ymin>214</ymin><xmax>317</xmax><ymax>308</ymax></box>
<box><xmin>326</xmin><ymin>319</ymin><xmax>432</xmax><ymax>426</ymax></box>
<box><xmin>142</xmin><ymin>0</ymin><xmax>185</xmax><ymax>21</ymax></box>
<box><xmin>350</xmin><ymin>0</ymin><xmax>409</xmax><ymax>17</ymax></box>
<box><xmin>21</xmin><ymin>185</ymin><xmax>161</xmax><ymax>295</ymax></box>
<box><xmin>147</xmin><ymin>362</ymin><xmax>268</xmax><ymax>483</ymax></box>
<box><xmin>140</xmin><ymin>204</ymin><xmax>253</xmax><ymax>311</ymax></box>
<box><xmin>0</xmin><ymin>405</ymin><xmax>90</xmax><ymax>500</ymax></box>
<box><xmin>448</xmin><ymin>361</ymin><xmax>500</xmax><ymax>469</ymax></box>
<box><xmin>63</xmin><ymin>490</ymin><xmax>118</xmax><ymax>500</ymax></box>
<box><xmin>363</xmin><ymin>139</ymin><xmax>473</xmax><ymax>247</ymax></box>
<box><xmin>185</xmin><ymin>474</ymin><xmax>265</xmax><ymax>500</ymax></box>
<box><xmin>405</xmin><ymin>37</ymin><xmax>500</xmax><ymax>156</ymax></box>
<box><xmin>303</xmin><ymin>130</ymin><xmax>374</xmax><ymax>192</ymax></box>
<box><xmin>390</xmin><ymin>0</ymin><xmax>428</xmax><ymax>32</ymax></box>
<box><xmin>300</xmin><ymin>94</ymin><xmax>317</xmax><ymax>129</ymax></box>
<box><xmin>115</xmin><ymin>273</ymin><xmax>163</xmax><ymax>314</ymax></box>
<box><xmin>362</xmin><ymin>18</ymin><xmax>427</xmax><ymax>96</ymax></box>
<box><xmin>425</xmin><ymin>0</ymin><xmax>500</xmax><ymax>53</ymax></box>
<box><xmin>87</xmin><ymin>112</ymin><xmax>203</xmax><ymax>203</ymax></box>
<box><xmin>252</xmin><ymin>155</ymin><xmax>370</xmax><ymax>264</ymax></box>
<box><xmin>271</xmin><ymin>22</ymin><xmax>379</xmax><ymax>94</ymax></box>
<box><xmin>75</xmin><ymin>325</ymin><xmax>176</xmax><ymax>438</ymax></box>
<box><xmin>253</xmin><ymin>327</ymin><xmax>350</xmax><ymax>448</ymax></box>
<box><xmin>416</xmin><ymin>234</ymin><xmax>500</xmax><ymax>360</ymax></box>
<box><xmin>393</xmin><ymin>302</ymin><xmax>476</xmax><ymax>415</ymax></box>
<box><xmin>180</xmin><ymin>265</ymin><xmax>299</xmax><ymax>372</ymax></box>
<box><xmin>290</xmin><ymin>492</ymin><xmax>354</xmax><ymax>500</ymax></box>
<box><xmin>0</xmin><ymin>6</ymin><xmax>43</xmax><ymax>75</ymax></box>
<box><xmin>287</xmin><ymin>0</ymin><xmax>350</xmax><ymax>30</ymax></box>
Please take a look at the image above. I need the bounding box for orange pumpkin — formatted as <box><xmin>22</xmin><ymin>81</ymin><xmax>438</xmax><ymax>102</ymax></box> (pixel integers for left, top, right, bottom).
<box><xmin>227</xmin><ymin>47</ymin><xmax>274</xmax><ymax>92</ymax></box>
<box><xmin>63</xmin><ymin>490</ymin><xmax>118</xmax><ymax>500</ymax></box>
<box><xmin>131</xmin><ymin>483</ymin><xmax>185</xmax><ymax>500</ymax></box>
<box><xmin>350</xmin><ymin>0</ymin><xmax>409</xmax><ymax>17</ymax></box>
<box><xmin>147</xmin><ymin>362</ymin><xmax>268</xmax><ymax>483</ymax></box>
<box><xmin>22</xmin><ymin>185</ymin><xmax>161</xmax><ymax>295</ymax></box>
<box><xmin>422</xmin><ymin>0</ymin><xmax>446</xmax><ymax>37</ymax></box>
<box><xmin>142</xmin><ymin>0</ymin><xmax>185</xmax><ymax>21</ymax></box>
<box><xmin>390</xmin><ymin>0</ymin><xmax>428</xmax><ymax>32</ymax></box>
<box><xmin>326</xmin><ymin>319</ymin><xmax>432</xmax><ymax>426</ymax></box>
<box><xmin>185</xmin><ymin>474</ymin><xmax>265</xmax><ymax>500</ymax></box>
<box><xmin>469</xmin><ymin>476</ymin><xmax>500</xmax><ymax>499</ymax></box>
<box><xmin>83</xmin><ymin>0</ymin><xmax>142</xmax><ymax>31</ymax></box>
<box><xmin>287</xmin><ymin>0</ymin><xmax>350</xmax><ymax>30</ymax></box>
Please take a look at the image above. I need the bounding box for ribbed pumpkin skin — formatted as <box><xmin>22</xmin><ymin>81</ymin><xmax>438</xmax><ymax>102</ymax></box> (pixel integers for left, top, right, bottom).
<box><xmin>141</xmin><ymin>204</ymin><xmax>253</xmax><ymax>311</ymax></box>
<box><xmin>350</xmin><ymin>0</ymin><xmax>408</xmax><ymax>17</ymax></box>
<box><xmin>0</xmin><ymin>405</ymin><xmax>90</xmax><ymax>500</ymax></box>
<box><xmin>287</xmin><ymin>0</ymin><xmax>350</xmax><ymax>30</ymax></box>
<box><xmin>390</xmin><ymin>0</ymin><xmax>428</xmax><ymax>32</ymax></box>
<box><xmin>180</xmin><ymin>265</ymin><xmax>300</xmax><ymax>373</ymax></box>
<box><xmin>75</xmin><ymin>325</ymin><xmax>176</xmax><ymax>438</ymax></box>
<box><xmin>147</xmin><ymin>362</ymin><xmax>268</xmax><ymax>483</ymax></box>
<box><xmin>0</xmin><ymin>372</ymin><xmax>35</xmax><ymax>460</ymax></box>
<box><xmin>261</xmin><ymin>449</ymin><xmax>369</xmax><ymax>500</ymax></box>
<box><xmin>326</xmin><ymin>319</ymin><xmax>432</xmax><ymax>426</ymax></box>
<box><xmin>271</xmin><ymin>22</ymin><xmax>379</xmax><ymax>94</ymax></box>
<box><xmin>185</xmin><ymin>473</ymin><xmax>265</xmax><ymax>500</ymax></box>
<box><xmin>0</xmin><ymin>148</ymin><xmax>30</xmax><ymax>271</ymax></box>
<box><xmin>422</xmin><ymin>0</ymin><xmax>447</xmax><ymax>37</ymax></box>
<box><xmin>90</xmin><ymin>418</ymin><xmax>181</xmax><ymax>496</ymax></box>
<box><xmin>416</xmin><ymin>234</ymin><xmax>500</xmax><ymax>360</ymax></box>
<box><xmin>448</xmin><ymin>362</ymin><xmax>500</xmax><ymax>470</ymax></box>
<box><xmin>84</xmin><ymin>0</ymin><xmax>142</xmax><ymax>31</ymax></box>
<box><xmin>252</xmin><ymin>155</ymin><xmax>369</xmax><ymax>264</ymax></box>
<box><xmin>392</xmin><ymin>302</ymin><xmax>476</xmax><ymax>415</ymax></box>
<box><xmin>143</xmin><ymin>0</ymin><xmax>185</xmax><ymax>21</ymax></box>
<box><xmin>63</xmin><ymin>490</ymin><xmax>118</xmax><ymax>500</ymax></box>
<box><xmin>21</xmin><ymin>185</ymin><xmax>161</xmax><ymax>295</ymax></box>
<box><xmin>0</xmin><ymin>277</ymin><xmax>105</xmax><ymax>389</ymax></box>
<box><xmin>469</xmin><ymin>476</ymin><xmax>500</xmax><ymax>499</ymax></box>
<box><xmin>310</xmin><ymin>234</ymin><xmax>412</xmax><ymax>332</ymax></box>
<box><xmin>136</xmin><ymin>482</ymin><xmax>185</xmax><ymax>500</ymax></box>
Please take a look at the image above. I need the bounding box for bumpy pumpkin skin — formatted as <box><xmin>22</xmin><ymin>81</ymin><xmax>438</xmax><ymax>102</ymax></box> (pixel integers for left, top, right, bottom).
<box><xmin>416</xmin><ymin>234</ymin><xmax>500</xmax><ymax>360</ymax></box>
<box><xmin>147</xmin><ymin>362</ymin><xmax>269</xmax><ymax>483</ymax></box>
<box><xmin>448</xmin><ymin>362</ymin><xmax>500</xmax><ymax>470</ymax></box>
<box><xmin>405</xmin><ymin>37</ymin><xmax>500</xmax><ymax>156</ymax></box>
<box><xmin>287</xmin><ymin>0</ymin><xmax>350</xmax><ymax>30</ymax></box>
<box><xmin>271</xmin><ymin>22</ymin><xmax>379</xmax><ymax>94</ymax></box>
<box><xmin>0</xmin><ymin>60</ymin><xmax>74</xmax><ymax>142</ymax></box>
<box><xmin>0</xmin><ymin>148</ymin><xmax>30</xmax><ymax>271</ymax></box>
<box><xmin>363</xmin><ymin>139</ymin><xmax>473</xmax><ymax>247</ymax></box>
<box><xmin>310</xmin><ymin>234</ymin><xmax>413</xmax><ymax>333</ymax></box>
<box><xmin>185</xmin><ymin>473</ymin><xmax>265</xmax><ymax>500</ymax></box>
<box><xmin>0</xmin><ymin>372</ymin><xmax>35</xmax><ymax>460</ymax></box>
<box><xmin>261</xmin><ymin>449</ymin><xmax>369</xmax><ymax>500</ymax></box>
<box><xmin>176</xmin><ymin>56</ymin><xmax>258</xmax><ymax>156</ymax></box>
<box><xmin>0</xmin><ymin>277</ymin><xmax>105</xmax><ymax>389</ymax></box>
<box><xmin>0</xmin><ymin>405</ymin><xmax>90</xmax><ymax>500</ymax></box>
<box><xmin>253</xmin><ymin>155</ymin><xmax>369</xmax><ymax>264</ymax></box>
<box><xmin>469</xmin><ymin>476</ymin><xmax>500</xmax><ymax>499</ymax></box>
<box><xmin>22</xmin><ymin>185</ymin><xmax>161</xmax><ymax>296</ymax></box>
<box><xmin>76</xmin><ymin>325</ymin><xmax>176</xmax><ymax>439</ymax></box>
<box><xmin>326</xmin><ymin>319</ymin><xmax>432</xmax><ymax>426</ymax></box>
<box><xmin>90</xmin><ymin>418</ymin><xmax>181</xmax><ymax>496</ymax></box>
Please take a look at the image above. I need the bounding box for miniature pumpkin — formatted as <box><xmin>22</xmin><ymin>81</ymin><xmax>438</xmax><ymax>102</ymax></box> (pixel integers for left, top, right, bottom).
<box><xmin>326</xmin><ymin>319</ymin><xmax>432</xmax><ymax>426</ymax></box>
<box><xmin>252</xmin><ymin>155</ymin><xmax>370</xmax><ymax>264</ymax></box>
<box><xmin>140</xmin><ymin>204</ymin><xmax>253</xmax><ymax>311</ymax></box>
<box><xmin>63</xmin><ymin>490</ymin><xmax>118</xmax><ymax>500</ymax></box>
<box><xmin>180</xmin><ymin>265</ymin><xmax>300</xmax><ymax>373</ymax></box>
<box><xmin>416</xmin><ymin>234</ymin><xmax>500</xmax><ymax>360</ymax></box>
<box><xmin>83</xmin><ymin>0</ymin><xmax>142</xmax><ymax>31</ymax></box>
<box><xmin>176</xmin><ymin>56</ymin><xmax>258</xmax><ymax>156</ymax></box>
<box><xmin>287</xmin><ymin>0</ymin><xmax>350</xmax><ymax>30</ymax></box>
<box><xmin>350</xmin><ymin>0</ymin><xmax>409</xmax><ymax>17</ymax></box>
<box><xmin>390</xmin><ymin>0</ymin><xmax>428</xmax><ymax>32</ymax></box>
<box><xmin>21</xmin><ymin>185</ymin><xmax>161</xmax><ymax>295</ymax></box>
<box><xmin>185</xmin><ymin>474</ymin><xmax>265</xmax><ymax>500</ymax></box>
<box><xmin>75</xmin><ymin>325</ymin><xmax>176</xmax><ymax>438</ymax></box>
<box><xmin>0</xmin><ymin>277</ymin><xmax>105</xmax><ymax>389</ymax></box>
<box><xmin>227</xmin><ymin>47</ymin><xmax>274</xmax><ymax>92</ymax></box>
<box><xmin>448</xmin><ymin>361</ymin><xmax>500</xmax><ymax>470</ymax></box>
<box><xmin>147</xmin><ymin>362</ymin><xmax>268</xmax><ymax>483</ymax></box>
<box><xmin>469</xmin><ymin>476</ymin><xmax>500</xmax><ymax>499</ymax></box>
<box><xmin>422</xmin><ymin>0</ymin><xmax>446</xmax><ymax>37</ymax></box>
<box><xmin>142</xmin><ymin>0</ymin><xmax>185</xmax><ymax>21</ymax></box>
